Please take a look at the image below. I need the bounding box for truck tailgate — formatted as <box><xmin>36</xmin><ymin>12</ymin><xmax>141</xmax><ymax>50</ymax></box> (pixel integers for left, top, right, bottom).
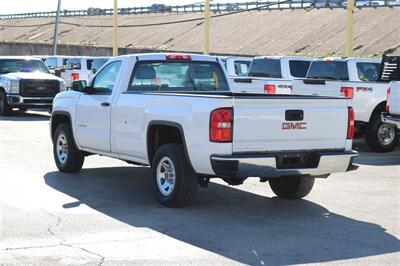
<box><xmin>232</xmin><ymin>95</ymin><xmax>350</xmax><ymax>152</ymax></box>
<box><xmin>230</xmin><ymin>77</ymin><xmax>292</xmax><ymax>94</ymax></box>
<box><xmin>292</xmin><ymin>79</ymin><xmax>342</xmax><ymax>97</ymax></box>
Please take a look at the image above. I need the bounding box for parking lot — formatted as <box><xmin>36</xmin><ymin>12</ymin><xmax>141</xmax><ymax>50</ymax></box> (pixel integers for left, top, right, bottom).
<box><xmin>0</xmin><ymin>111</ymin><xmax>399</xmax><ymax>265</ymax></box>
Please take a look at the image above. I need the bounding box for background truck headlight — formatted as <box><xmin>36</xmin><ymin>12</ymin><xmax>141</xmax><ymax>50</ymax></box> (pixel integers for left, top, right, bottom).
<box><xmin>59</xmin><ymin>80</ymin><xmax>66</xmax><ymax>92</ymax></box>
<box><xmin>9</xmin><ymin>80</ymin><xmax>19</xmax><ymax>94</ymax></box>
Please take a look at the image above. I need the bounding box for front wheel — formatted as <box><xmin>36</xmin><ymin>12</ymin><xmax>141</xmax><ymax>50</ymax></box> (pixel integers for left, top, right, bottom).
<box><xmin>365</xmin><ymin>114</ymin><xmax>399</xmax><ymax>152</ymax></box>
<box><xmin>0</xmin><ymin>91</ymin><xmax>11</xmax><ymax>115</ymax></box>
<box><xmin>269</xmin><ymin>176</ymin><xmax>315</xmax><ymax>199</ymax></box>
<box><xmin>53</xmin><ymin>123</ymin><xmax>85</xmax><ymax>173</ymax></box>
<box><xmin>152</xmin><ymin>144</ymin><xmax>197</xmax><ymax>207</ymax></box>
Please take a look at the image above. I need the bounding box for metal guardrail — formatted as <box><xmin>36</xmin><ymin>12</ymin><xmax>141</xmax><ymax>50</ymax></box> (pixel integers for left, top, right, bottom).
<box><xmin>0</xmin><ymin>1</ymin><xmax>399</xmax><ymax>20</ymax></box>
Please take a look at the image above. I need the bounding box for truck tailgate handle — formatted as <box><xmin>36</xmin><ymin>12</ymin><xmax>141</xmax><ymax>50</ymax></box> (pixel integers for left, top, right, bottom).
<box><xmin>101</xmin><ymin>102</ymin><xmax>110</xmax><ymax>107</ymax></box>
<box><xmin>285</xmin><ymin>110</ymin><xmax>304</xmax><ymax>121</ymax></box>
<box><xmin>233</xmin><ymin>78</ymin><xmax>252</xmax><ymax>83</ymax></box>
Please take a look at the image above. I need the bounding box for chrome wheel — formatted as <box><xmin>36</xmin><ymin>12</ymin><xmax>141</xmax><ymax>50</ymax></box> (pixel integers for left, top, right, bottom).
<box><xmin>378</xmin><ymin>124</ymin><xmax>395</xmax><ymax>146</ymax></box>
<box><xmin>56</xmin><ymin>133</ymin><xmax>68</xmax><ymax>165</ymax></box>
<box><xmin>156</xmin><ymin>157</ymin><xmax>176</xmax><ymax>197</ymax></box>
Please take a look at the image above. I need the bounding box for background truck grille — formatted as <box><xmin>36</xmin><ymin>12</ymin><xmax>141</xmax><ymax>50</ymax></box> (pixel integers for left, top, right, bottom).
<box><xmin>19</xmin><ymin>79</ymin><xmax>60</xmax><ymax>97</ymax></box>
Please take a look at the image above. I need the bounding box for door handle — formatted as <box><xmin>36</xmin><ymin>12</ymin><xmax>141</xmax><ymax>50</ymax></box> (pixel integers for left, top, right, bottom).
<box><xmin>101</xmin><ymin>102</ymin><xmax>110</xmax><ymax>107</ymax></box>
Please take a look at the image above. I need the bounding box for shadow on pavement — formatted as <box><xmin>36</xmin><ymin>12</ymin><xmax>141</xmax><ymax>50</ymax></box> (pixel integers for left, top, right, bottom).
<box><xmin>0</xmin><ymin>111</ymin><xmax>50</xmax><ymax>122</ymax></box>
<box><xmin>353</xmin><ymin>138</ymin><xmax>400</xmax><ymax>166</ymax></box>
<box><xmin>44</xmin><ymin>167</ymin><xmax>400</xmax><ymax>265</ymax></box>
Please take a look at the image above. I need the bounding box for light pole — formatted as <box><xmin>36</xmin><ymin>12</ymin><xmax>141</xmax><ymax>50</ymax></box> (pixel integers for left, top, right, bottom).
<box><xmin>52</xmin><ymin>0</ymin><xmax>62</xmax><ymax>55</ymax></box>
<box><xmin>113</xmin><ymin>0</ymin><xmax>119</xmax><ymax>56</ymax></box>
<box><xmin>204</xmin><ymin>0</ymin><xmax>210</xmax><ymax>55</ymax></box>
<box><xmin>345</xmin><ymin>0</ymin><xmax>355</xmax><ymax>57</ymax></box>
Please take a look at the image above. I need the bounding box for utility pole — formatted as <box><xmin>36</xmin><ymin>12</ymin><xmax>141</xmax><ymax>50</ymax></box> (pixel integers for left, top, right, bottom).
<box><xmin>52</xmin><ymin>0</ymin><xmax>62</xmax><ymax>55</ymax></box>
<box><xmin>204</xmin><ymin>0</ymin><xmax>210</xmax><ymax>55</ymax></box>
<box><xmin>345</xmin><ymin>0</ymin><xmax>355</xmax><ymax>57</ymax></box>
<box><xmin>113</xmin><ymin>0</ymin><xmax>119</xmax><ymax>56</ymax></box>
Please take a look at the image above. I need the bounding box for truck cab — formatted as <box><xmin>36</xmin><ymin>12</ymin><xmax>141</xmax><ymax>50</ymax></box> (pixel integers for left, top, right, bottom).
<box><xmin>231</xmin><ymin>56</ymin><xmax>314</xmax><ymax>94</ymax></box>
<box><xmin>292</xmin><ymin>57</ymin><xmax>398</xmax><ymax>152</ymax></box>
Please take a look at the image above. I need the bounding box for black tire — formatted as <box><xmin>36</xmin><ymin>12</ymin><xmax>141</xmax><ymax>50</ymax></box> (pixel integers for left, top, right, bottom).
<box><xmin>152</xmin><ymin>144</ymin><xmax>197</xmax><ymax>207</ymax></box>
<box><xmin>0</xmin><ymin>90</ymin><xmax>11</xmax><ymax>116</ymax></box>
<box><xmin>269</xmin><ymin>176</ymin><xmax>315</xmax><ymax>199</ymax></box>
<box><xmin>53</xmin><ymin>123</ymin><xmax>84</xmax><ymax>173</ymax></box>
<box><xmin>365</xmin><ymin>114</ymin><xmax>399</xmax><ymax>152</ymax></box>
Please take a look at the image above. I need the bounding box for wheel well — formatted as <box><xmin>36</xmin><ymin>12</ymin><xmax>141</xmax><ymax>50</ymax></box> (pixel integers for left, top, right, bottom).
<box><xmin>51</xmin><ymin>114</ymin><xmax>71</xmax><ymax>137</ymax></box>
<box><xmin>368</xmin><ymin>101</ymin><xmax>386</xmax><ymax>122</ymax></box>
<box><xmin>372</xmin><ymin>101</ymin><xmax>386</xmax><ymax>115</ymax></box>
<box><xmin>147</xmin><ymin>124</ymin><xmax>184</xmax><ymax>166</ymax></box>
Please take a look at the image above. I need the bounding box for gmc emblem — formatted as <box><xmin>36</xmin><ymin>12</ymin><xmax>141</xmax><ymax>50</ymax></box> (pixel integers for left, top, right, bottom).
<box><xmin>282</xmin><ymin>122</ymin><xmax>307</xmax><ymax>130</ymax></box>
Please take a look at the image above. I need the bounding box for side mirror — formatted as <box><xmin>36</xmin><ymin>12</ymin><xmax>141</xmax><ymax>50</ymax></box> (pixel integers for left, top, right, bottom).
<box><xmin>54</xmin><ymin>68</ymin><xmax>62</xmax><ymax>77</ymax></box>
<box><xmin>71</xmin><ymin>80</ymin><xmax>87</xmax><ymax>92</ymax></box>
<box><xmin>92</xmin><ymin>68</ymin><xmax>97</xmax><ymax>74</ymax></box>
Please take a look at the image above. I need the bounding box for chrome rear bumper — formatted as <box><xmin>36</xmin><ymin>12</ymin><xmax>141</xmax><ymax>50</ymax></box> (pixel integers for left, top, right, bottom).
<box><xmin>211</xmin><ymin>151</ymin><xmax>358</xmax><ymax>178</ymax></box>
<box><xmin>382</xmin><ymin>113</ymin><xmax>400</xmax><ymax>129</ymax></box>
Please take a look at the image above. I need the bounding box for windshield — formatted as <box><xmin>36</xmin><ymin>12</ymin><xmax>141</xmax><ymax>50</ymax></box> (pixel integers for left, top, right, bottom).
<box><xmin>87</xmin><ymin>58</ymin><xmax>108</xmax><ymax>71</ymax></box>
<box><xmin>289</xmin><ymin>60</ymin><xmax>312</xmax><ymax>78</ymax></box>
<box><xmin>356</xmin><ymin>62</ymin><xmax>380</xmax><ymax>81</ymax></box>
<box><xmin>234</xmin><ymin>60</ymin><xmax>251</xmax><ymax>76</ymax></box>
<box><xmin>128</xmin><ymin>61</ymin><xmax>229</xmax><ymax>92</ymax></box>
<box><xmin>248</xmin><ymin>59</ymin><xmax>282</xmax><ymax>78</ymax></box>
<box><xmin>0</xmin><ymin>59</ymin><xmax>50</xmax><ymax>74</ymax></box>
<box><xmin>307</xmin><ymin>61</ymin><xmax>349</xmax><ymax>80</ymax></box>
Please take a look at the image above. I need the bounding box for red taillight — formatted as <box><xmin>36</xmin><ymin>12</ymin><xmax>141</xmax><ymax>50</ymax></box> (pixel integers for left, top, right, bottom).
<box><xmin>210</xmin><ymin>108</ymin><xmax>233</xmax><ymax>142</ymax></box>
<box><xmin>166</xmin><ymin>54</ymin><xmax>191</xmax><ymax>60</ymax></box>
<box><xmin>347</xmin><ymin>107</ymin><xmax>355</xmax><ymax>139</ymax></box>
<box><xmin>264</xmin><ymin>84</ymin><xmax>276</xmax><ymax>94</ymax></box>
<box><xmin>386</xmin><ymin>88</ymin><xmax>390</xmax><ymax>112</ymax></box>
<box><xmin>71</xmin><ymin>73</ymin><xmax>79</xmax><ymax>81</ymax></box>
<box><xmin>340</xmin><ymin>87</ymin><xmax>354</xmax><ymax>99</ymax></box>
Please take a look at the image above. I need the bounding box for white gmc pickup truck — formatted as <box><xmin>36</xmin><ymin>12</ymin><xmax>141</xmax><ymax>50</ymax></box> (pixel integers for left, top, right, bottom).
<box><xmin>292</xmin><ymin>57</ymin><xmax>399</xmax><ymax>152</ymax></box>
<box><xmin>51</xmin><ymin>53</ymin><xmax>358</xmax><ymax>207</ymax></box>
<box><xmin>381</xmin><ymin>56</ymin><xmax>400</xmax><ymax>130</ymax></box>
<box><xmin>230</xmin><ymin>56</ymin><xmax>314</xmax><ymax>94</ymax></box>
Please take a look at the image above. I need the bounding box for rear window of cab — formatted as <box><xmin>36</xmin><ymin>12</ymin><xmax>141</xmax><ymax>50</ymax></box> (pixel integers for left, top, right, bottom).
<box><xmin>307</xmin><ymin>61</ymin><xmax>349</xmax><ymax>81</ymax></box>
<box><xmin>128</xmin><ymin>61</ymin><xmax>229</xmax><ymax>92</ymax></box>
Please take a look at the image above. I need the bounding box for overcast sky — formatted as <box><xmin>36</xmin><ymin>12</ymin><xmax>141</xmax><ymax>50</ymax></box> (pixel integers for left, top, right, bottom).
<box><xmin>0</xmin><ymin>0</ymin><xmax>241</xmax><ymax>14</ymax></box>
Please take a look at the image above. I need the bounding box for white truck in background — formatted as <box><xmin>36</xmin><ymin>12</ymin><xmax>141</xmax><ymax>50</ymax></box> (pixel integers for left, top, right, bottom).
<box><xmin>40</xmin><ymin>56</ymin><xmax>109</xmax><ymax>88</ymax></box>
<box><xmin>0</xmin><ymin>56</ymin><xmax>66</xmax><ymax>115</ymax></box>
<box><xmin>219</xmin><ymin>56</ymin><xmax>252</xmax><ymax>77</ymax></box>
<box><xmin>230</xmin><ymin>56</ymin><xmax>314</xmax><ymax>94</ymax></box>
<box><xmin>50</xmin><ymin>53</ymin><xmax>357</xmax><ymax>207</ymax></box>
<box><xmin>292</xmin><ymin>57</ymin><xmax>398</xmax><ymax>152</ymax></box>
<box><xmin>381</xmin><ymin>55</ymin><xmax>400</xmax><ymax>130</ymax></box>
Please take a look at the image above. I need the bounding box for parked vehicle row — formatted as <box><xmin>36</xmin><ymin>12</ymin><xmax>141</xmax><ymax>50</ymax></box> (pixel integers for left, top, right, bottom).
<box><xmin>50</xmin><ymin>53</ymin><xmax>358</xmax><ymax>207</ymax></box>
<box><xmin>38</xmin><ymin>55</ymin><xmax>109</xmax><ymax>88</ymax></box>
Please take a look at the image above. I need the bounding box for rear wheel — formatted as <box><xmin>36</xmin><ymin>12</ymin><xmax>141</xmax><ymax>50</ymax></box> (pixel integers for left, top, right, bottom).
<box><xmin>365</xmin><ymin>114</ymin><xmax>398</xmax><ymax>152</ymax></box>
<box><xmin>53</xmin><ymin>123</ymin><xmax>85</xmax><ymax>173</ymax></box>
<box><xmin>152</xmin><ymin>144</ymin><xmax>197</xmax><ymax>207</ymax></box>
<box><xmin>0</xmin><ymin>91</ymin><xmax>11</xmax><ymax>115</ymax></box>
<box><xmin>269</xmin><ymin>176</ymin><xmax>315</xmax><ymax>199</ymax></box>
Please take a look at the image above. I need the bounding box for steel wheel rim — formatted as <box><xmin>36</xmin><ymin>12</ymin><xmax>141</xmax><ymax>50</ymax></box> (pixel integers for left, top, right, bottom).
<box><xmin>378</xmin><ymin>123</ymin><xmax>395</xmax><ymax>146</ymax></box>
<box><xmin>56</xmin><ymin>133</ymin><xmax>68</xmax><ymax>164</ymax></box>
<box><xmin>156</xmin><ymin>157</ymin><xmax>176</xmax><ymax>197</ymax></box>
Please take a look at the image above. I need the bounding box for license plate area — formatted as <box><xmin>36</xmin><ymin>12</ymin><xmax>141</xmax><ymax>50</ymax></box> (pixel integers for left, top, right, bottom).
<box><xmin>276</xmin><ymin>152</ymin><xmax>320</xmax><ymax>169</ymax></box>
